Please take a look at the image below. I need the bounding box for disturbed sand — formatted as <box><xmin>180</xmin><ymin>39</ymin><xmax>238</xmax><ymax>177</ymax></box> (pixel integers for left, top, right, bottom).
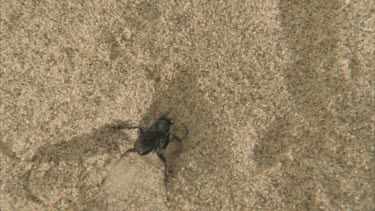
<box><xmin>1</xmin><ymin>0</ymin><xmax>374</xmax><ymax>210</ymax></box>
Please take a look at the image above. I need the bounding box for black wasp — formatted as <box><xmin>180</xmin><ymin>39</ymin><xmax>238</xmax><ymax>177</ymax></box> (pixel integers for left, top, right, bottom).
<box><xmin>103</xmin><ymin>116</ymin><xmax>187</xmax><ymax>201</ymax></box>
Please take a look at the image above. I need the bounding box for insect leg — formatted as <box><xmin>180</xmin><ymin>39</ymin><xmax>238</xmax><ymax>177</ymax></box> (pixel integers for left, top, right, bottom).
<box><xmin>170</xmin><ymin>133</ymin><xmax>184</xmax><ymax>143</ymax></box>
<box><xmin>156</xmin><ymin>151</ymin><xmax>170</xmax><ymax>202</ymax></box>
<box><xmin>108</xmin><ymin>120</ymin><xmax>144</xmax><ymax>133</ymax></box>
<box><xmin>179</xmin><ymin>122</ymin><xmax>189</xmax><ymax>138</ymax></box>
<box><xmin>115</xmin><ymin>148</ymin><xmax>137</xmax><ymax>165</ymax></box>
<box><xmin>111</xmin><ymin>125</ymin><xmax>144</xmax><ymax>134</ymax></box>
<box><xmin>170</xmin><ymin>133</ymin><xmax>194</xmax><ymax>151</ymax></box>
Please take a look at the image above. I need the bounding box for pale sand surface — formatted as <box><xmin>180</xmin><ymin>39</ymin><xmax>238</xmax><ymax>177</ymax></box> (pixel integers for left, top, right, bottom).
<box><xmin>1</xmin><ymin>1</ymin><xmax>373</xmax><ymax>210</ymax></box>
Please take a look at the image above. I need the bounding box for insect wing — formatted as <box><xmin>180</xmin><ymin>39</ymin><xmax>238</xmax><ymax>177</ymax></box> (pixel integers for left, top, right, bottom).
<box><xmin>135</xmin><ymin>129</ymin><xmax>164</xmax><ymax>154</ymax></box>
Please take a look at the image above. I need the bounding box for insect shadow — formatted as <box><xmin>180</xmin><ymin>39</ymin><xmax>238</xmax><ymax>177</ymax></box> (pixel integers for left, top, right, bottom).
<box><xmin>101</xmin><ymin>115</ymin><xmax>188</xmax><ymax>202</ymax></box>
<box><xmin>24</xmin><ymin>123</ymin><xmax>131</xmax><ymax>208</ymax></box>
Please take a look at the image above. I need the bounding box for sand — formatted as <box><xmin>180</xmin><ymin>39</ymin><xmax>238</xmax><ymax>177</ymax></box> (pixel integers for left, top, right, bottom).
<box><xmin>1</xmin><ymin>0</ymin><xmax>373</xmax><ymax>210</ymax></box>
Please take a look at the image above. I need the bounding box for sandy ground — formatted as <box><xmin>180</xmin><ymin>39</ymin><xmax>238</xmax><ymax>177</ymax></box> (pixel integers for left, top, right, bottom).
<box><xmin>1</xmin><ymin>0</ymin><xmax>374</xmax><ymax>210</ymax></box>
